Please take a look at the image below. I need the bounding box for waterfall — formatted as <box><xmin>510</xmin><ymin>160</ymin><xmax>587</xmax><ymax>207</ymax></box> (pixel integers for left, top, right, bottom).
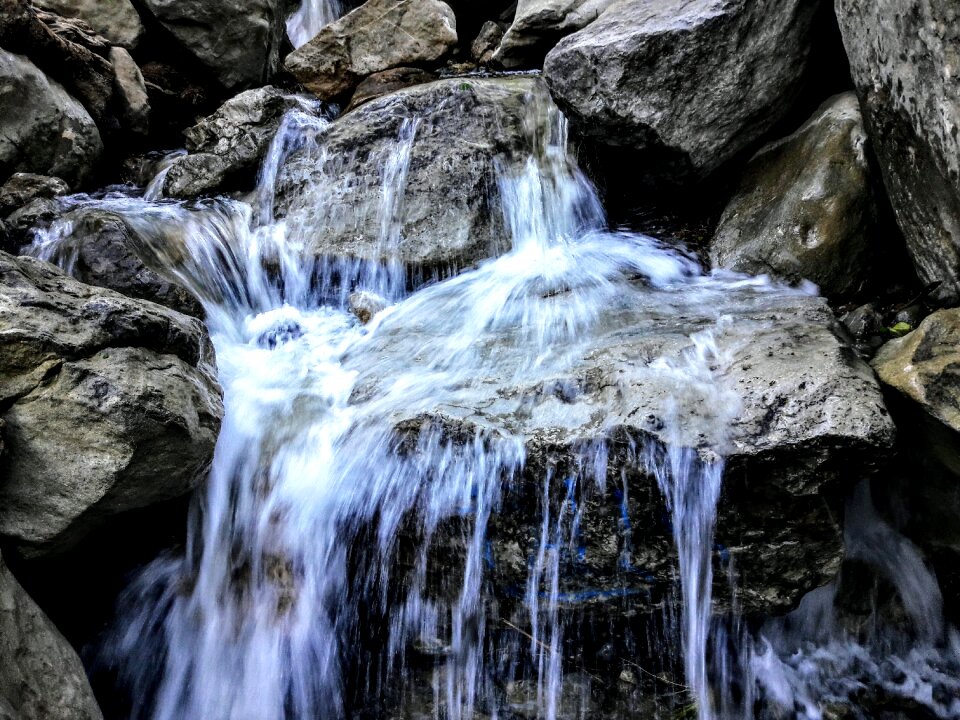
<box><xmin>286</xmin><ymin>0</ymin><xmax>343</xmax><ymax>49</ymax></box>
<box><xmin>27</xmin><ymin>88</ymin><xmax>960</xmax><ymax>720</ymax></box>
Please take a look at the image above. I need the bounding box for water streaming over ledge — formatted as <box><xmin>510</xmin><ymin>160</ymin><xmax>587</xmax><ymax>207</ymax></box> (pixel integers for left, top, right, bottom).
<box><xmin>28</xmin><ymin>88</ymin><xmax>960</xmax><ymax>720</ymax></box>
<box><xmin>286</xmin><ymin>0</ymin><xmax>343</xmax><ymax>49</ymax></box>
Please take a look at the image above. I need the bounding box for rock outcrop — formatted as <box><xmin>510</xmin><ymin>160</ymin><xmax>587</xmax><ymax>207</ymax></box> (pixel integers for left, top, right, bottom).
<box><xmin>543</xmin><ymin>0</ymin><xmax>823</xmax><ymax>181</ymax></box>
<box><xmin>710</xmin><ymin>93</ymin><xmax>878</xmax><ymax>298</ymax></box>
<box><xmin>275</xmin><ymin>77</ymin><xmax>555</xmax><ymax>275</ymax></box>
<box><xmin>0</xmin><ymin>252</ymin><xmax>222</xmax><ymax>557</ymax></box>
<box><xmin>0</xmin><ymin>49</ymin><xmax>102</xmax><ymax>187</ymax></box>
<box><xmin>0</xmin><ymin>550</ymin><xmax>103</xmax><ymax>720</ymax></box>
<box><xmin>284</xmin><ymin>0</ymin><xmax>458</xmax><ymax>101</ymax></box>
<box><xmin>836</xmin><ymin>0</ymin><xmax>960</xmax><ymax>302</ymax></box>
<box><xmin>139</xmin><ymin>0</ymin><xmax>286</xmax><ymax>91</ymax></box>
<box><xmin>32</xmin><ymin>0</ymin><xmax>143</xmax><ymax>49</ymax></box>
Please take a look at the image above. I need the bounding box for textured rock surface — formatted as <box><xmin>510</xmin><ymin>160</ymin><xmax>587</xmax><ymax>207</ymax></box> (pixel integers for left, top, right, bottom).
<box><xmin>355</xmin><ymin>288</ymin><xmax>895</xmax><ymax>616</ymax></box>
<box><xmin>836</xmin><ymin>0</ymin><xmax>960</xmax><ymax>302</ymax></box>
<box><xmin>0</xmin><ymin>49</ymin><xmax>102</xmax><ymax>187</ymax></box>
<box><xmin>346</xmin><ymin>67</ymin><xmax>437</xmax><ymax>112</ymax></box>
<box><xmin>0</xmin><ymin>550</ymin><xmax>102</xmax><ymax>720</ymax></box>
<box><xmin>35</xmin><ymin>209</ymin><xmax>203</xmax><ymax>316</ymax></box>
<box><xmin>710</xmin><ymin>93</ymin><xmax>878</xmax><ymax>297</ymax></box>
<box><xmin>140</xmin><ymin>0</ymin><xmax>286</xmax><ymax>91</ymax></box>
<box><xmin>0</xmin><ymin>252</ymin><xmax>222</xmax><ymax>556</ymax></box>
<box><xmin>543</xmin><ymin>0</ymin><xmax>822</xmax><ymax>180</ymax></box>
<box><xmin>162</xmin><ymin>86</ymin><xmax>308</xmax><ymax>198</ymax></box>
<box><xmin>276</xmin><ymin>77</ymin><xmax>554</xmax><ymax>274</ymax></box>
<box><xmin>33</xmin><ymin>0</ymin><xmax>143</xmax><ymax>48</ymax></box>
<box><xmin>0</xmin><ymin>173</ymin><xmax>70</xmax><ymax>217</ymax></box>
<box><xmin>873</xmin><ymin>309</ymin><xmax>960</xmax><ymax>438</ymax></box>
<box><xmin>284</xmin><ymin>0</ymin><xmax>458</xmax><ymax>101</ymax></box>
<box><xmin>493</xmin><ymin>0</ymin><xmax>616</xmax><ymax>68</ymax></box>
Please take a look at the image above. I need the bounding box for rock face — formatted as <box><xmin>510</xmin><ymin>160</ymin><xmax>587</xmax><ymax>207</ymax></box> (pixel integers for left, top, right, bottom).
<box><xmin>109</xmin><ymin>47</ymin><xmax>150</xmax><ymax>138</ymax></box>
<box><xmin>355</xmin><ymin>288</ymin><xmax>895</xmax><ymax>616</ymax></box>
<box><xmin>0</xmin><ymin>252</ymin><xmax>222</xmax><ymax>556</ymax></box>
<box><xmin>0</xmin><ymin>550</ymin><xmax>103</xmax><ymax>720</ymax></box>
<box><xmin>0</xmin><ymin>173</ymin><xmax>70</xmax><ymax>217</ymax></box>
<box><xmin>139</xmin><ymin>0</ymin><xmax>286</xmax><ymax>91</ymax></box>
<box><xmin>543</xmin><ymin>0</ymin><xmax>823</xmax><ymax>181</ymax></box>
<box><xmin>284</xmin><ymin>0</ymin><xmax>458</xmax><ymax>101</ymax></box>
<box><xmin>710</xmin><ymin>93</ymin><xmax>878</xmax><ymax>298</ymax></box>
<box><xmin>492</xmin><ymin>0</ymin><xmax>616</xmax><ymax>68</ymax></box>
<box><xmin>163</xmin><ymin>86</ymin><xmax>308</xmax><ymax>198</ymax></box>
<box><xmin>35</xmin><ymin>209</ymin><xmax>203</xmax><ymax>316</ymax></box>
<box><xmin>275</xmin><ymin>77</ymin><xmax>554</xmax><ymax>274</ymax></box>
<box><xmin>0</xmin><ymin>49</ymin><xmax>102</xmax><ymax>187</ymax></box>
<box><xmin>32</xmin><ymin>0</ymin><xmax>144</xmax><ymax>48</ymax></box>
<box><xmin>836</xmin><ymin>0</ymin><xmax>960</xmax><ymax>303</ymax></box>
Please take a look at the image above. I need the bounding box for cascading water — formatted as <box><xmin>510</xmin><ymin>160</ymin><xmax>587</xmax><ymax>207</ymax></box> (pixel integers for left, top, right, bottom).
<box><xmin>286</xmin><ymin>0</ymin><xmax>343</xmax><ymax>49</ymax></box>
<box><xmin>27</xmin><ymin>84</ymin><xmax>960</xmax><ymax>720</ymax></box>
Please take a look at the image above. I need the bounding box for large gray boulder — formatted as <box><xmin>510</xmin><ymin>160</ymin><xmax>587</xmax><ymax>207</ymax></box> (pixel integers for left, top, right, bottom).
<box><xmin>139</xmin><ymin>0</ymin><xmax>286</xmax><ymax>91</ymax></box>
<box><xmin>835</xmin><ymin>0</ymin><xmax>960</xmax><ymax>303</ymax></box>
<box><xmin>275</xmin><ymin>76</ymin><xmax>556</xmax><ymax>275</ymax></box>
<box><xmin>163</xmin><ymin>86</ymin><xmax>309</xmax><ymax>198</ymax></box>
<box><xmin>492</xmin><ymin>0</ymin><xmax>616</xmax><ymax>69</ymax></box>
<box><xmin>0</xmin><ymin>49</ymin><xmax>102</xmax><ymax>188</ymax></box>
<box><xmin>284</xmin><ymin>0</ymin><xmax>458</xmax><ymax>101</ymax></box>
<box><xmin>32</xmin><ymin>0</ymin><xmax>144</xmax><ymax>48</ymax></box>
<box><xmin>353</xmin><ymin>287</ymin><xmax>895</xmax><ymax>616</ymax></box>
<box><xmin>710</xmin><ymin>93</ymin><xmax>878</xmax><ymax>298</ymax></box>
<box><xmin>0</xmin><ymin>550</ymin><xmax>102</xmax><ymax>720</ymax></box>
<box><xmin>0</xmin><ymin>252</ymin><xmax>222</xmax><ymax>557</ymax></box>
<box><xmin>543</xmin><ymin>0</ymin><xmax>823</xmax><ymax>181</ymax></box>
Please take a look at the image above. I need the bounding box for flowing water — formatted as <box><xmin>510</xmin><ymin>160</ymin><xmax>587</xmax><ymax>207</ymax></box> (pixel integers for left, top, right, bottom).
<box><xmin>286</xmin><ymin>0</ymin><xmax>343</xmax><ymax>49</ymax></box>
<box><xmin>26</xmin><ymin>87</ymin><xmax>960</xmax><ymax>720</ymax></box>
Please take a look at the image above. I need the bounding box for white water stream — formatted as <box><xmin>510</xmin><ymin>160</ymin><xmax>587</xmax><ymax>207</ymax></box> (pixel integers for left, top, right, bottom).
<box><xmin>27</xmin><ymin>88</ymin><xmax>960</xmax><ymax>720</ymax></box>
<box><xmin>286</xmin><ymin>0</ymin><xmax>343</xmax><ymax>49</ymax></box>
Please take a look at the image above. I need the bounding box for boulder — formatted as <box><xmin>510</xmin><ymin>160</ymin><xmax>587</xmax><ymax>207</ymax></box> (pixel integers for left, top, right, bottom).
<box><xmin>32</xmin><ymin>0</ymin><xmax>144</xmax><ymax>48</ymax></box>
<box><xmin>353</xmin><ymin>288</ymin><xmax>895</xmax><ymax>617</ymax></box>
<box><xmin>345</xmin><ymin>67</ymin><xmax>437</xmax><ymax>112</ymax></box>
<box><xmin>275</xmin><ymin>77</ymin><xmax>556</xmax><ymax>275</ymax></box>
<box><xmin>710</xmin><ymin>93</ymin><xmax>878</xmax><ymax>298</ymax></box>
<box><xmin>543</xmin><ymin>0</ymin><xmax>823</xmax><ymax>181</ymax></box>
<box><xmin>32</xmin><ymin>209</ymin><xmax>203</xmax><ymax>316</ymax></box>
<box><xmin>0</xmin><ymin>173</ymin><xmax>70</xmax><ymax>218</ymax></box>
<box><xmin>492</xmin><ymin>0</ymin><xmax>616</xmax><ymax>69</ymax></box>
<box><xmin>163</xmin><ymin>86</ymin><xmax>308</xmax><ymax>198</ymax></box>
<box><xmin>0</xmin><ymin>252</ymin><xmax>222</xmax><ymax>557</ymax></box>
<box><xmin>835</xmin><ymin>0</ymin><xmax>960</xmax><ymax>303</ymax></box>
<box><xmin>0</xmin><ymin>49</ymin><xmax>102</xmax><ymax>188</ymax></box>
<box><xmin>109</xmin><ymin>47</ymin><xmax>150</xmax><ymax>138</ymax></box>
<box><xmin>470</xmin><ymin>20</ymin><xmax>504</xmax><ymax>65</ymax></box>
<box><xmin>0</xmin><ymin>550</ymin><xmax>102</xmax><ymax>720</ymax></box>
<box><xmin>139</xmin><ymin>0</ymin><xmax>286</xmax><ymax>91</ymax></box>
<box><xmin>0</xmin><ymin>2</ymin><xmax>116</xmax><ymax>128</ymax></box>
<box><xmin>284</xmin><ymin>0</ymin><xmax>458</xmax><ymax>101</ymax></box>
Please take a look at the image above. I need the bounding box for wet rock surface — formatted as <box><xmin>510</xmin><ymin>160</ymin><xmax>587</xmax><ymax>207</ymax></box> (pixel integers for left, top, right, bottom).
<box><xmin>32</xmin><ymin>0</ymin><xmax>143</xmax><ymax>49</ymax></box>
<box><xmin>0</xmin><ymin>550</ymin><xmax>103</xmax><ymax>720</ymax></box>
<box><xmin>710</xmin><ymin>93</ymin><xmax>879</xmax><ymax>298</ymax></box>
<box><xmin>543</xmin><ymin>0</ymin><xmax>823</xmax><ymax>181</ymax></box>
<box><xmin>836</xmin><ymin>0</ymin><xmax>960</xmax><ymax>303</ymax></box>
<box><xmin>276</xmin><ymin>76</ymin><xmax>555</xmax><ymax>275</ymax></box>
<box><xmin>0</xmin><ymin>252</ymin><xmax>222</xmax><ymax>557</ymax></box>
<box><xmin>354</xmin><ymin>289</ymin><xmax>894</xmax><ymax>618</ymax></box>
<box><xmin>284</xmin><ymin>0</ymin><xmax>458</xmax><ymax>101</ymax></box>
